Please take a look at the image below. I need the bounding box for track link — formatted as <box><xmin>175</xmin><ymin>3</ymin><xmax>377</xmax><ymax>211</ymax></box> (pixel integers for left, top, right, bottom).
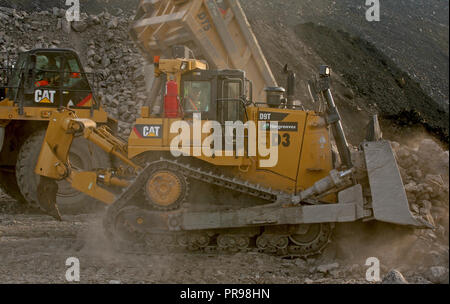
<box><xmin>103</xmin><ymin>158</ymin><xmax>333</xmax><ymax>258</ymax></box>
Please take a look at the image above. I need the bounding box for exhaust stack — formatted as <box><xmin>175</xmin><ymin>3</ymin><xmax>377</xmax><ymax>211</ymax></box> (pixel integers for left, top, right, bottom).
<box><xmin>318</xmin><ymin>65</ymin><xmax>353</xmax><ymax>169</ymax></box>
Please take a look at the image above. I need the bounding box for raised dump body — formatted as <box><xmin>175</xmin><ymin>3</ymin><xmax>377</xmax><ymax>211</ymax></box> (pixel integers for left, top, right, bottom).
<box><xmin>130</xmin><ymin>0</ymin><xmax>277</xmax><ymax>102</ymax></box>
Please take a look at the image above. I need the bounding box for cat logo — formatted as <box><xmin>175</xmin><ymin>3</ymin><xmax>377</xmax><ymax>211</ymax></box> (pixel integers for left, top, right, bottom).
<box><xmin>133</xmin><ymin>124</ymin><xmax>163</xmax><ymax>139</ymax></box>
<box><xmin>143</xmin><ymin>126</ymin><xmax>161</xmax><ymax>137</ymax></box>
<box><xmin>35</xmin><ymin>89</ymin><xmax>56</xmax><ymax>104</ymax></box>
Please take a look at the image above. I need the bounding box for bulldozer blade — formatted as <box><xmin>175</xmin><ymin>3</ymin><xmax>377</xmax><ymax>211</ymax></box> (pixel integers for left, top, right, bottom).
<box><xmin>363</xmin><ymin>140</ymin><xmax>433</xmax><ymax>228</ymax></box>
<box><xmin>37</xmin><ymin>176</ymin><xmax>62</xmax><ymax>221</ymax></box>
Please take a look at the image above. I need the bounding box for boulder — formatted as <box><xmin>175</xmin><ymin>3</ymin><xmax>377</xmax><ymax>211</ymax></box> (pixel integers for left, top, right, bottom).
<box><xmin>382</xmin><ymin>269</ymin><xmax>408</xmax><ymax>284</ymax></box>
<box><xmin>0</xmin><ymin>7</ymin><xmax>14</xmax><ymax>16</ymax></box>
<box><xmin>427</xmin><ymin>266</ymin><xmax>449</xmax><ymax>284</ymax></box>
<box><xmin>317</xmin><ymin>263</ymin><xmax>339</xmax><ymax>274</ymax></box>
<box><xmin>107</xmin><ymin>18</ymin><xmax>119</xmax><ymax>29</ymax></box>
<box><xmin>52</xmin><ymin>7</ymin><xmax>65</xmax><ymax>18</ymax></box>
<box><xmin>72</xmin><ymin>20</ymin><xmax>88</xmax><ymax>32</ymax></box>
<box><xmin>0</xmin><ymin>12</ymin><xmax>8</xmax><ymax>21</ymax></box>
<box><xmin>88</xmin><ymin>15</ymin><xmax>101</xmax><ymax>25</ymax></box>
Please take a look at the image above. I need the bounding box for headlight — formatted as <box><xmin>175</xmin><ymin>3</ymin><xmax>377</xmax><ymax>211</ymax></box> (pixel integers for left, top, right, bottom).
<box><xmin>180</xmin><ymin>61</ymin><xmax>188</xmax><ymax>70</ymax></box>
<box><xmin>319</xmin><ymin>65</ymin><xmax>331</xmax><ymax>77</ymax></box>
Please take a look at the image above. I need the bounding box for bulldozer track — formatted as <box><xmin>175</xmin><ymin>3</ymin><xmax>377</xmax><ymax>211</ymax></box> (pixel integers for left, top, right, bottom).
<box><xmin>103</xmin><ymin>158</ymin><xmax>333</xmax><ymax>258</ymax></box>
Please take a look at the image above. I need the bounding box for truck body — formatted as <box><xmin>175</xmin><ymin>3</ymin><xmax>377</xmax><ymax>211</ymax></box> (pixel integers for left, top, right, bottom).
<box><xmin>131</xmin><ymin>0</ymin><xmax>277</xmax><ymax>102</ymax></box>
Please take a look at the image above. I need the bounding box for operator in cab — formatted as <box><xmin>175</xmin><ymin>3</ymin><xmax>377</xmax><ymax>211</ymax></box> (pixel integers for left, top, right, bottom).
<box><xmin>183</xmin><ymin>82</ymin><xmax>210</xmax><ymax>113</ymax></box>
<box><xmin>34</xmin><ymin>56</ymin><xmax>59</xmax><ymax>88</ymax></box>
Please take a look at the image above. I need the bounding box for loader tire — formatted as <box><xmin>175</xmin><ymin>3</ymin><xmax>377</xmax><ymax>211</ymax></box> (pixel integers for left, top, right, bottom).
<box><xmin>0</xmin><ymin>171</ymin><xmax>26</xmax><ymax>202</ymax></box>
<box><xmin>16</xmin><ymin>129</ymin><xmax>111</xmax><ymax>214</ymax></box>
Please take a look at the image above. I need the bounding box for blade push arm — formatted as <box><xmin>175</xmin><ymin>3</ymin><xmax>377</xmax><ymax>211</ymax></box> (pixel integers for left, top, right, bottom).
<box><xmin>35</xmin><ymin>108</ymin><xmax>140</xmax><ymax>219</ymax></box>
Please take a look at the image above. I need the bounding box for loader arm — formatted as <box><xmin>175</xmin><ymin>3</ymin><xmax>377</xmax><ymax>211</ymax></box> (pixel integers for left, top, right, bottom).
<box><xmin>34</xmin><ymin>108</ymin><xmax>141</xmax><ymax>220</ymax></box>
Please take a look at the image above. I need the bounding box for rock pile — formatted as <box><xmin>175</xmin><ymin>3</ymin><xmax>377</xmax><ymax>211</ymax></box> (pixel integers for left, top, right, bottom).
<box><xmin>0</xmin><ymin>6</ymin><xmax>149</xmax><ymax>138</ymax></box>
<box><xmin>392</xmin><ymin>138</ymin><xmax>449</xmax><ymax>240</ymax></box>
<box><xmin>392</xmin><ymin>138</ymin><xmax>449</xmax><ymax>284</ymax></box>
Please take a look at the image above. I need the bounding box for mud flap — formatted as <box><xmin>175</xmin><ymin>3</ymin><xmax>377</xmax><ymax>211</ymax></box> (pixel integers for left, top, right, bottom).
<box><xmin>37</xmin><ymin>176</ymin><xmax>62</xmax><ymax>221</ymax></box>
<box><xmin>363</xmin><ymin>140</ymin><xmax>433</xmax><ymax>228</ymax></box>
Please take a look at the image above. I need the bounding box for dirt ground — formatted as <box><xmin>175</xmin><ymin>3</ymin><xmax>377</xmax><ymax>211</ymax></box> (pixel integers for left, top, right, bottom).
<box><xmin>0</xmin><ymin>198</ymin><xmax>446</xmax><ymax>284</ymax></box>
<box><xmin>0</xmin><ymin>198</ymin><xmax>367</xmax><ymax>284</ymax></box>
<box><xmin>1</xmin><ymin>132</ymin><xmax>448</xmax><ymax>284</ymax></box>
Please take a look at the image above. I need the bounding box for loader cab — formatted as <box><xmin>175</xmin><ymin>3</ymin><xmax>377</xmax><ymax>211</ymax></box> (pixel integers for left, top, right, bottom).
<box><xmin>6</xmin><ymin>49</ymin><xmax>98</xmax><ymax>109</ymax></box>
<box><xmin>181</xmin><ymin>69</ymin><xmax>249</xmax><ymax>124</ymax></box>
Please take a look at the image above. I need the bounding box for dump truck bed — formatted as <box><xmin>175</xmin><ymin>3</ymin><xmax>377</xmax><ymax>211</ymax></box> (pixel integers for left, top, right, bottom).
<box><xmin>131</xmin><ymin>0</ymin><xmax>277</xmax><ymax>102</ymax></box>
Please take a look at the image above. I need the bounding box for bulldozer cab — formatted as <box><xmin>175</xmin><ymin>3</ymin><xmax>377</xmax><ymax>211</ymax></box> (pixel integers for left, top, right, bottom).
<box><xmin>180</xmin><ymin>69</ymin><xmax>249</xmax><ymax>124</ymax></box>
<box><xmin>2</xmin><ymin>49</ymin><xmax>98</xmax><ymax>110</ymax></box>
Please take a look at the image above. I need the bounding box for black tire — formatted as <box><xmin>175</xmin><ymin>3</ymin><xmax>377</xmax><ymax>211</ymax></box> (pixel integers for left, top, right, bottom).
<box><xmin>16</xmin><ymin>129</ymin><xmax>111</xmax><ymax>214</ymax></box>
<box><xmin>0</xmin><ymin>171</ymin><xmax>26</xmax><ymax>202</ymax></box>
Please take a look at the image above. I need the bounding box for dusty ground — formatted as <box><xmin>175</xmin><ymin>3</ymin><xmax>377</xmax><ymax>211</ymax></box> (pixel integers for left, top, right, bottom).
<box><xmin>0</xmin><ymin>197</ymin><xmax>446</xmax><ymax>284</ymax></box>
<box><xmin>0</xmin><ymin>199</ymin><xmax>368</xmax><ymax>284</ymax></box>
<box><xmin>0</xmin><ymin>134</ymin><xmax>448</xmax><ymax>284</ymax></box>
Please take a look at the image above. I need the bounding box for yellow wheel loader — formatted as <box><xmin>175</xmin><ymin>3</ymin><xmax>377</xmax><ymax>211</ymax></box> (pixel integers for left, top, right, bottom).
<box><xmin>0</xmin><ymin>48</ymin><xmax>115</xmax><ymax>213</ymax></box>
<box><xmin>33</xmin><ymin>54</ymin><xmax>432</xmax><ymax>257</ymax></box>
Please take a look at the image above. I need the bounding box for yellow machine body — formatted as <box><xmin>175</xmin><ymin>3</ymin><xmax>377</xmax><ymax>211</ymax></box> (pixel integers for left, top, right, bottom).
<box><xmin>128</xmin><ymin>107</ymin><xmax>334</xmax><ymax>200</ymax></box>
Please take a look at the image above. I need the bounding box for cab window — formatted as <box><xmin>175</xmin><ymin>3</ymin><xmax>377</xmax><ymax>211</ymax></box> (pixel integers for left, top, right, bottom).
<box><xmin>183</xmin><ymin>81</ymin><xmax>211</xmax><ymax>113</ymax></box>
<box><xmin>6</xmin><ymin>53</ymin><xmax>26</xmax><ymax>100</ymax></box>
<box><xmin>226</xmin><ymin>81</ymin><xmax>240</xmax><ymax>121</ymax></box>
<box><xmin>33</xmin><ymin>53</ymin><xmax>62</xmax><ymax>87</ymax></box>
<box><xmin>219</xmin><ymin>80</ymin><xmax>243</xmax><ymax>123</ymax></box>
<box><xmin>64</xmin><ymin>58</ymin><xmax>84</xmax><ymax>87</ymax></box>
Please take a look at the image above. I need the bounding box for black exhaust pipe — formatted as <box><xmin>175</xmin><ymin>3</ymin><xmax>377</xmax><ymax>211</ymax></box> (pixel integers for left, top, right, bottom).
<box><xmin>284</xmin><ymin>64</ymin><xmax>296</xmax><ymax>109</ymax></box>
<box><xmin>318</xmin><ymin>65</ymin><xmax>353</xmax><ymax>169</ymax></box>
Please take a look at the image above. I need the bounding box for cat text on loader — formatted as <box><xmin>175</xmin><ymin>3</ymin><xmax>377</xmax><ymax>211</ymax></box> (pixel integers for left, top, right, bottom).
<box><xmin>0</xmin><ymin>48</ymin><xmax>114</xmax><ymax>213</ymax></box>
<box><xmin>34</xmin><ymin>63</ymin><xmax>432</xmax><ymax>257</ymax></box>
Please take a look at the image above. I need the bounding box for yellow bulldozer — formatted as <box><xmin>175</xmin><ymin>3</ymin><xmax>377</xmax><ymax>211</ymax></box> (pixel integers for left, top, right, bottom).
<box><xmin>0</xmin><ymin>48</ymin><xmax>115</xmax><ymax>213</ymax></box>
<box><xmin>33</xmin><ymin>54</ymin><xmax>431</xmax><ymax>257</ymax></box>
<box><xmin>24</xmin><ymin>0</ymin><xmax>433</xmax><ymax>257</ymax></box>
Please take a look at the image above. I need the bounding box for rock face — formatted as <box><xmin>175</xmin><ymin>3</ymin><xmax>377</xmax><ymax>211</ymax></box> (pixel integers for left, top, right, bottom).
<box><xmin>0</xmin><ymin>7</ymin><xmax>148</xmax><ymax>139</ymax></box>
